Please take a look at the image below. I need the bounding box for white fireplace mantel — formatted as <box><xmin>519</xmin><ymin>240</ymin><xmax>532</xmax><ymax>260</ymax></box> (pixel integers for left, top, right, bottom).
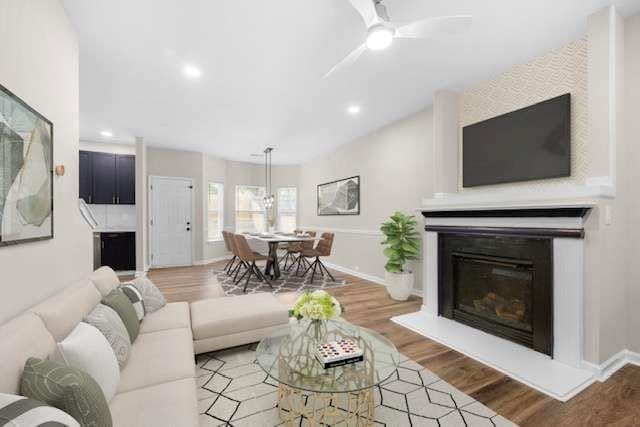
<box><xmin>393</xmin><ymin>201</ymin><xmax>598</xmax><ymax>401</ymax></box>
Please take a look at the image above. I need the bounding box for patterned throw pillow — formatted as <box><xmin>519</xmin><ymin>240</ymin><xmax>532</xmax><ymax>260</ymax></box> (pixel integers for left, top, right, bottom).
<box><xmin>102</xmin><ymin>289</ymin><xmax>140</xmax><ymax>342</ymax></box>
<box><xmin>127</xmin><ymin>276</ymin><xmax>166</xmax><ymax>313</ymax></box>
<box><xmin>85</xmin><ymin>304</ymin><xmax>131</xmax><ymax>368</ymax></box>
<box><xmin>20</xmin><ymin>358</ymin><xmax>112</xmax><ymax>427</ymax></box>
<box><xmin>120</xmin><ymin>284</ymin><xmax>145</xmax><ymax>321</ymax></box>
<box><xmin>0</xmin><ymin>393</ymin><xmax>80</xmax><ymax>426</ymax></box>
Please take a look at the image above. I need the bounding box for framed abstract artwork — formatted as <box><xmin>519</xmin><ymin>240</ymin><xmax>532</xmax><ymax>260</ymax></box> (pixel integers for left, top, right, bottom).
<box><xmin>0</xmin><ymin>83</ymin><xmax>54</xmax><ymax>246</ymax></box>
<box><xmin>317</xmin><ymin>176</ymin><xmax>360</xmax><ymax>216</ymax></box>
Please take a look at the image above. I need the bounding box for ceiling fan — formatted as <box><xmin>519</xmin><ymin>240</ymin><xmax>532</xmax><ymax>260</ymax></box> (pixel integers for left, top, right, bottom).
<box><xmin>324</xmin><ymin>0</ymin><xmax>472</xmax><ymax>78</ymax></box>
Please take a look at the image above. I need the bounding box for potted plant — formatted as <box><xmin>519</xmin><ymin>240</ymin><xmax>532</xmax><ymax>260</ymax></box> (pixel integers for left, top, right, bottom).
<box><xmin>380</xmin><ymin>212</ymin><xmax>420</xmax><ymax>300</ymax></box>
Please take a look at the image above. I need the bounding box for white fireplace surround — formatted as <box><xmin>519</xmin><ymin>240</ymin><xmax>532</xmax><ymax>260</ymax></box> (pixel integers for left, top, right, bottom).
<box><xmin>392</xmin><ymin>196</ymin><xmax>601</xmax><ymax>401</ymax></box>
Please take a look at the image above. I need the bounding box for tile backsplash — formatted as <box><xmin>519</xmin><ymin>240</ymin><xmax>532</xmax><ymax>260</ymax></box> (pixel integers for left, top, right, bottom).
<box><xmin>88</xmin><ymin>204</ymin><xmax>136</xmax><ymax>231</ymax></box>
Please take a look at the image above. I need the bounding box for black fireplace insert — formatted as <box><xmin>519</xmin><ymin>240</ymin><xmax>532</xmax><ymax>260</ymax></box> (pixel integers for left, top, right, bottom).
<box><xmin>439</xmin><ymin>233</ymin><xmax>553</xmax><ymax>356</ymax></box>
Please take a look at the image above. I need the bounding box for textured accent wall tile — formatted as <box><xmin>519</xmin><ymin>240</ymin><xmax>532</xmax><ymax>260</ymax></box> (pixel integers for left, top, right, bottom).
<box><xmin>458</xmin><ymin>38</ymin><xmax>589</xmax><ymax>192</ymax></box>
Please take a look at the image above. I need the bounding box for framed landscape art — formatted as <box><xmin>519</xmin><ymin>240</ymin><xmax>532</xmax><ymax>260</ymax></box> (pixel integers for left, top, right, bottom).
<box><xmin>317</xmin><ymin>176</ymin><xmax>360</xmax><ymax>216</ymax></box>
<box><xmin>0</xmin><ymin>83</ymin><xmax>54</xmax><ymax>246</ymax></box>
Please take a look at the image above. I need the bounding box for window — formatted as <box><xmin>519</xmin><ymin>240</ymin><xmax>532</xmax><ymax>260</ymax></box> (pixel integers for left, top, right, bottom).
<box><xmin>235</xmin><ymin>185</ymin><xmax>266</xmax><ymax>233</ymax></box>
<box><xmin>277</xmin><ymin>187</ymin><xmax>297</xmax><ymax>233</ymax></box>
<box><xmin>207</xmin><ymin>182</ymin><xmax>224</xmax><ymax>241</ymax></box>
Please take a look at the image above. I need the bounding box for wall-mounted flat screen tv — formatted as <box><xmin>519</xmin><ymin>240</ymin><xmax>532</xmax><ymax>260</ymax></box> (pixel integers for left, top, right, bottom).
<box><xmin>462</xmin><ymin>93</ymin><xmax>571</xmax><ymax>187</ymax></box>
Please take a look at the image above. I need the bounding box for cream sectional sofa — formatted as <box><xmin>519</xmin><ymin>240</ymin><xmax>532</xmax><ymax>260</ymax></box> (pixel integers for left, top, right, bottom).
<box><xmin>0</xmin><ymin>267</ymin><xmax>290</xmax><ymax>426</ymax></box>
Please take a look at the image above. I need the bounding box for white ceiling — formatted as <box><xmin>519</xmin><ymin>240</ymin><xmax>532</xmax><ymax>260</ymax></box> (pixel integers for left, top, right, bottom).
<box><xmin>63</xmin><ymin>0</ymin><xmax>640</xmax><ymax>164</ymax></box>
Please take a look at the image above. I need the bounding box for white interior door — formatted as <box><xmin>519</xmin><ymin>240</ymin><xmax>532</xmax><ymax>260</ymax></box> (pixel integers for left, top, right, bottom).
<box><xmin>150</xmin><ymin>176</ymin><xmax>193</xmax><ymax>267</ymax></box>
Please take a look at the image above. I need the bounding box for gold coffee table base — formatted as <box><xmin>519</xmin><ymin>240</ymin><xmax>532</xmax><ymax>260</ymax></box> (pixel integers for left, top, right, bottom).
<box><xmin>277</xmin><ymin>383</ymin><xmax>374</xmax><ymax>426</ymax></box>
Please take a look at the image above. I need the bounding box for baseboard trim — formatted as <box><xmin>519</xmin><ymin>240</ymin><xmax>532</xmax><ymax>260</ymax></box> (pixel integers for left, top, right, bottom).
<box><xmin>323</xmin><ymin>261</ymin><xmax>422</xmax><ymax>297</ymax></box>
<box><xmin>583</xmin><ymin>349</ymin><xmax>640</xmax><ymax>381</ymax></box>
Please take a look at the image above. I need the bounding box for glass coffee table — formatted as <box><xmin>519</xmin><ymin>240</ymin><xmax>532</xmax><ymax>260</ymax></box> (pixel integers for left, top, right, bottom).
<box><xmin>256</xmin><ymin>319</ymin><xmax>399</xmax><ymax>426</ymax></box>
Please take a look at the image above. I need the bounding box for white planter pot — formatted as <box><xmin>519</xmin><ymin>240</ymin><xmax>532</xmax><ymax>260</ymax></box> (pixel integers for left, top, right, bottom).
<box><xmin>385</xmin><ymin>271</ymin><xmax>414</xmax><ymax>301</ymax></box>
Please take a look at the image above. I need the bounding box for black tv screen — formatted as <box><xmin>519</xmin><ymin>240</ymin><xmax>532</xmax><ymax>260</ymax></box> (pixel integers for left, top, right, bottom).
<box><xmin>462</xmin><ymin>93</ymin><xmax>571</xmax><ymax>187</ymax></box>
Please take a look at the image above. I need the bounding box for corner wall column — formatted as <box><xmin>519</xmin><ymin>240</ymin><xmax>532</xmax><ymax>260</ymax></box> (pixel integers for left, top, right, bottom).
<box><xmin>433</xmin><ymin>90</ymin><xmax>460</xmax><ymax>195</ymax></box>
<box><xmin>135</xmin><ymin>136</ymin><xmax>148</xmax><ymax>272</ymax></box>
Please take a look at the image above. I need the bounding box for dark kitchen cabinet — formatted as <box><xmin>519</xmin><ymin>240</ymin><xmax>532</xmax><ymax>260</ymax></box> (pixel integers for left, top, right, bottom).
<box><xmin>79</xmin><ymin>151</ymin><xmax>135</xmax><ymax>204</ymax></box>
<box><xmin>92</xmin><ymin>152</ymin><xmax>117</xmax><ymax>204</ymax></box>
<box><xmin>100</xmin><ymin>232</ymin><xmax>136</xmax><ymax>271</ymax></box>
<box><xmin>116</xmin><ymin>155</ymin><xmax>135</xmax><ymax>204</ymax></box>
<box><xmin>79</xmin><ymin>151</ymin><xmax>93</xmax><ymax>203</ymax></box>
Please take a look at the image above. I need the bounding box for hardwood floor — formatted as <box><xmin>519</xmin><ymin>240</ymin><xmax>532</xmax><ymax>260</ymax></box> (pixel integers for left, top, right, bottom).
<box><xmin>147</xmin><ymin>261</ymin><xmax>640</xmax><ymax>426</ymax></box>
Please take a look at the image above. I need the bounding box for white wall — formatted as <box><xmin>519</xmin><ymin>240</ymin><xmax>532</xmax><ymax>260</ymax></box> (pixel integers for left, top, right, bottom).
<box><xmin>146</xmin><ymin>147</ymin><xmax>205</xmax><ymax>263</ymax></box>
<box><xmin>146</xmin><ymin>148</ymin><xmax>299</xmax><ymax>264</ymax></box>
<box><xmin>0</xmin><ymin>0</ymin><xmax>92</xmax><ymax>323</ymax></box>
<box><xmin>624</xmin><ymin>13</ymin><xmax>640</xmax><ymax>353</ymax></box>
<box><xmin>298</xmin><ymin>108</ymin><xmax>434</xmax><ymax>291</ymax></box>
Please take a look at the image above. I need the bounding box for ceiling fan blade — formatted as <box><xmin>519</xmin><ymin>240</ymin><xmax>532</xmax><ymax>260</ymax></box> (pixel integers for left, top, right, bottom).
<box><xmin>323</xmin><ymin>43</ymin><xmax>367</xmax><ymax>78</ymax></box>
<box><xmin>394</xmin><ymin>15</ymin><xmax>472</xmax><ymax>39</ymax></box>
<box><xmin>347</xmin><ymin>0</ymin><xmax>378</xmax><ymax>27</ymax></box>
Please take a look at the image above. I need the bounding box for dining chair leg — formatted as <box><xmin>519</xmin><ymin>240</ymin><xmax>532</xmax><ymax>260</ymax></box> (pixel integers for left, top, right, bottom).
<box><xmin>224</xmin><ymin>255</ymin><xmax>237</xmax><ymax>273</ymax></box>
<box><xmin>310</xmin><ymin>259</ymin><xmax>319</xmax><ymax>283</ymax></box>
<box><xmin>294</xmin><ymin>255</ymin><xmax>304</xmax><ymax>276</ymax></box>
<box><xmin>231</xmin><ymin>261</ymin><xmax>241</xmax><ymax>279</ymax></box>
<box><xmin>301</xmin><ymin>258</ymin><xmax>315</xmax><ymax>279</ymax></box>
<box><xmin>318</xmin><ymin>259</ymin><xmax>336</xmax><ymax>282</ymax></box>
<box><xmin>242</xmin><ymin>265</ymin><xmax>255</xmax><ymax>293</ymax></box>
<box><xmin>253</xmin><ymin>263</ymin><xmax>274</xmax><ymax>289</ymax></box>
<box><xmin>234</xmin><ymin>261</ymin><xmax>248</xmax><ymax>282</ymax></box>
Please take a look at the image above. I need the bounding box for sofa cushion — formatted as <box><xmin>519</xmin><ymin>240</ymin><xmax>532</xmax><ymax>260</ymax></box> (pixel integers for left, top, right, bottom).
<box><xmin>85</xmin><ymin>304</ymin><xmax>131</xmax><ymax>368</ymax></box>
<box><xmin>58</xmin><ymin>322</ymin><xmax>120</xmax><ymax>402</ymax></box>
<box><xmin>102</xmin><ymin>289</ymin><xmax>140</xmax><ymax>342</ymax></box>
<box><xmin>0</xmin><ymin>313</ymin><xmax>56</xmax><ymax>394</ymax></box>
<box><xmin>190</xmin><ymin>293</ymin><xmax>289</xmax><ymax>340</ymax></box>
<box><xmin>117</xmin><ymin>328</ymin><xmax>195</xmax><ymax>394</ymax></box>
<box><xmin>21</xmin><ymin>357</ymin><xmax>112</xmax><ymax>427</ymax></box>
<box><xmin>89</xmin><ymin>266</ymin><xmax>121</xmax><ymax>297</ymax></box>
<box><xmin>139</xmin><ymin>302</ymin><xmax>190</xmax><ymax>334</ymax></box>
<box><xmin>110</xmin><ymin>378</ymin><xmax>198</xmax><ymax>427</ymax></box>
<box><xmin>0</xmin><ymin>393</ymin><xmax>80</xmax><ymax>427</ymax></box>
<box><xmin>31</xmin><ymin>280</ymin><xmax>102</xmax><ymax>342</ymax></box>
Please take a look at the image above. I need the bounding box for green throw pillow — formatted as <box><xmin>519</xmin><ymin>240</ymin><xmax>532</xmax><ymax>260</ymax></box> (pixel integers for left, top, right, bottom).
<box><xmin>20</xmin><ymin>357</ymin><xmax>112</xmax><ymax>427</ymax></box>
<box><xmin>102</xmin><ymin>289</ymin><xmax>140</xmax><ymax>342</ymax></box>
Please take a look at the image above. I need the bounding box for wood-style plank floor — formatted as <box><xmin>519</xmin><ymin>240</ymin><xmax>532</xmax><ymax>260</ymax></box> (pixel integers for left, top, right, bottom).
<box><xmin>146</xmin><ymin>262</ymin><xmax>640</xmax><ymax>426</ymax></box>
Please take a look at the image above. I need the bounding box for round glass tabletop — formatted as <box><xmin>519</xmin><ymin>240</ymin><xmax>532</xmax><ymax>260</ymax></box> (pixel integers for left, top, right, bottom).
<box><xmin>256</xmin><ymin>319</ymin><xmax>399</xmax><ymax>394</ymax></box>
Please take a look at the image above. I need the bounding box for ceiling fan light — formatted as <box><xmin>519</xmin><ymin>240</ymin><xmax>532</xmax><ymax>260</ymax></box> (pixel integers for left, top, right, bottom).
<box><xmin>366</xmin><ymin>26</ymin><xmax>394</xmax><ymax>51</ymax></box>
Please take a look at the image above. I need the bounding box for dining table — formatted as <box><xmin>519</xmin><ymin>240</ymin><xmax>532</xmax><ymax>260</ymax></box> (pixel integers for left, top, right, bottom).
<box><xmin>243</xmin><ymin>232</ymin><xmax>321</xmax><ymax>280</ymax></box>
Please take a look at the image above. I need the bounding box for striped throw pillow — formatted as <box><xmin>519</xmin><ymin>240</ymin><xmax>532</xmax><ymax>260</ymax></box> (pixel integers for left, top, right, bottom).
<box><xmin>0</xmin><ymin>393</ymin><xmax>80</xmax><ymax>426</ymax></box>
<box><xmin>121</xmin><ymin>284</ymin><xmax>145</xmax><ymax>321</ymax></box>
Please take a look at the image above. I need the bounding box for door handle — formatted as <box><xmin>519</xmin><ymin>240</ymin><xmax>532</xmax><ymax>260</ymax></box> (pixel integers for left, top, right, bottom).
<box><xmin>112</xmin><ymin>195</ymin><xmax>115</xmax><ymax>204</ymax></box>
<box><xmin>116</xmin><ymin>196</ymin><xmax>120</xmax><ymax>204</ymax></box>
<box><xmin>186</xmin><ymin>227</ymin><xmax>191</xmax><ymax>231</ymax></box>
<box><xmin>89</xmin><ymin>195</ymin><xmax>92</xmax><ymax>203</ymax></box>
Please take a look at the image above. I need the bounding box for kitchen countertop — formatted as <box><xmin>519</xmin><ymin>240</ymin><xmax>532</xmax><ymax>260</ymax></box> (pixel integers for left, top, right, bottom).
<box><xmin>93</xmin><ymin>229</ymin><xmax>136</xmax><ymax>233</ymax></box>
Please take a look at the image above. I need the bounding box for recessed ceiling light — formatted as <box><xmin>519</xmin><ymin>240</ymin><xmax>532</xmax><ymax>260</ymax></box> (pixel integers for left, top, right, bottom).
<box><xmin>100</xmin><ymin>130</ymin><xmax>113</xmax><ymax>138</ymax></box>
<box><xmin>182</xmin><ymin>64</ymin><xmax>202</xmax><ymax>79</ymax></box>
<box><xmin>347</xmin><ymin>105</ymin><xmax>361</xmax><ymax>115</ymax></box>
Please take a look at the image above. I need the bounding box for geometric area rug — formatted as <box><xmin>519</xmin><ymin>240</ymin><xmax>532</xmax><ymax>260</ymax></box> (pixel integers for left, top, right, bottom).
<box><xmin>215</xmin><ymin>265</ymin><xmax>348</xmax><ymax>296</ymax></box>
<box><xmin>196</xmin><ymin>344</ymin><xmax>518</xmax><ymax>426</ymax></box>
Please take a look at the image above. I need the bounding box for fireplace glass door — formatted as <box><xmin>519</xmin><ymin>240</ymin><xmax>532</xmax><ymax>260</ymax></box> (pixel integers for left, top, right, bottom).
<box><xmin>453</xmin><ymin>253</ymin><xmax>533</xmax><ymax>333</ymax></box>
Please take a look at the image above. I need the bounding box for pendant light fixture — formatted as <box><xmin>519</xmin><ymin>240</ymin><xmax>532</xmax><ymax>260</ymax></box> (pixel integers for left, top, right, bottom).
<box><xmin>263</xmin><ymin>147</ymin><xmax>275</xmax><ymax>210</ymax></box>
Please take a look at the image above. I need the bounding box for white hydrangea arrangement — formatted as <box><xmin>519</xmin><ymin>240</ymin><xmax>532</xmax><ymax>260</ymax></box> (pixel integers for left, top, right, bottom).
<box><xmin>289</xmin><ymin>290</ymin><xmax>343</xmax><ymax>321</ymax></box>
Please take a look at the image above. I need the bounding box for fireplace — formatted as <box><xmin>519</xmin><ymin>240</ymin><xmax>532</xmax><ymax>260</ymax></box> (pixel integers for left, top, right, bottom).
<box><xmin>439</xmin><ymin>233</ymin><xmax>553</xmax><ymax>356</ymax></box>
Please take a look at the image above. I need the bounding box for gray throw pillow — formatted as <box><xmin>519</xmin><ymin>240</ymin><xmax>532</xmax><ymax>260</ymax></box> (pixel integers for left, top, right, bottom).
<box><xmin>127</xmin><ymin>276</ymin><xmax>166</xmax><ymax>313</ymax></box>
<box><xmin>0</xmin><ymin>393</ymin><xmax>80</xmax><ymax>426</ymax></box>
<box><xmin>85</xmin><ymin>304</ymin><xmax>131</xmax><ymax>368</ymax></box>
<box><xmin>121</xmin><ymin>284</ymin><xmax>145</xmax><ymax>321</ymax></box>
<box><xmin>102</xmin><ymin>289</ymin><xmax>140</xmax><ymax>342</ymax></box>
<box><xmin>20</xmin><ymin>358</ymin><xmax>112</xmax><ymax>427</ymax></box>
